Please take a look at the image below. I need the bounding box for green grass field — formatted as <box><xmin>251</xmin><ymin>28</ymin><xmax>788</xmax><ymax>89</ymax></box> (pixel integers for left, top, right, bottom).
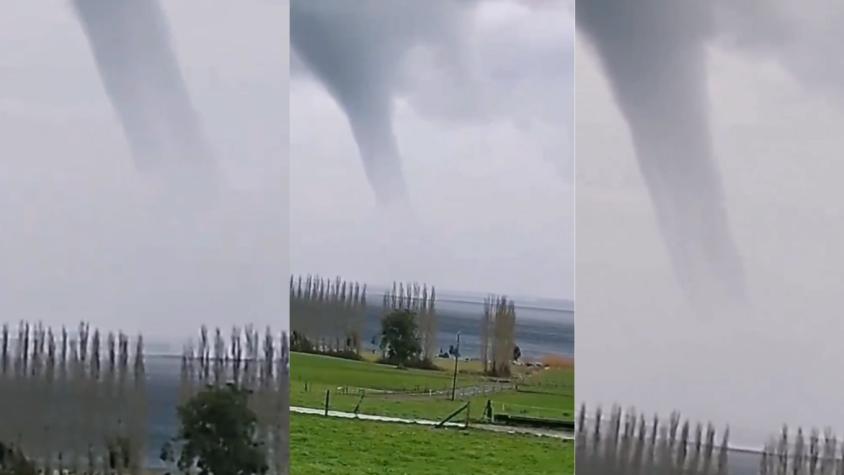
<box><xmin>291</xmin><ymin>352</ymin><xmax>486</xmax><ymax>391</ymax></box>
<box><xmin>290</xmin><ymin>413</ymin><xmax>574</xmax><ymax>475</ymax></box>
<box><xmin>290</xmin><ymin>352</ymin><xmax>573</xmax><ymax>423</ymax></box>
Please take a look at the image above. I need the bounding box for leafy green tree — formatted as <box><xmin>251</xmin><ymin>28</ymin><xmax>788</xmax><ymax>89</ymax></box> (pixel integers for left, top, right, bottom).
<box><xmin>173</xmin><ymin>384</ymin><xmax>268</xmax><ymax>475</ymax></box>
<box><xmin>379</xmin><ymin>309</ymin><xmax>422</xmax><ymax>367</ymax></box>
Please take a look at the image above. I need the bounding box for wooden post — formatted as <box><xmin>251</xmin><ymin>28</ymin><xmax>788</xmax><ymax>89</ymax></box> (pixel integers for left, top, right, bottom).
<box><xmin>465</xmin><ymin>401</ymin><xmax>470</xmax><ymax>428</ymax></box>
<box><xmin>485</xmin><ymin>400</ymin><xmax>494</xmax><ymax>423</ymax></box>
<box><xmin>324</xmin><ymin>389</ymin><xmax>330</xmax><ymax>416</ymax></box>
<box><xmin>435</xmin><ymin>401</ymin><xmax>470</xmax><ymax>429</ymax></box>
<box><xmin>450</xmin><ymin>332</ymin><xmax>460</xmax><ymax>401</ymax></box>
<box><xmin>353</xmin><ymin>392</ymin><xmax>365</xmax><ymax>416</ymax></box>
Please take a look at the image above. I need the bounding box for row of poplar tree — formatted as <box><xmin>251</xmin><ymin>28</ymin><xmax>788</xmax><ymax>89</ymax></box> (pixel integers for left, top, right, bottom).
<box><xmin>0</xmin><ymin>321</ymin><xmax>290</xmax><ymax>475</ymax></box>
<box><xmin>290</xmin><ymin>274</ymin><xmax>521</xmax><ymax>375</ymax></box>
<box><xmin>0</xmin><ymin>322</ymin><xmax>146</xmax><ymax>474</ymax></box>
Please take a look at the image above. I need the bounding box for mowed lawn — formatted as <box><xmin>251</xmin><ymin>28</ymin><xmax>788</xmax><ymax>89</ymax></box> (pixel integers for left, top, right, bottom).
<box><xmin>290</xmin><ymin>413</ymin><xmax>574</xmax><ymax>475</ymax></box>
<box><xmin>290</xmin><ymin>352</ymin><xmax>485</xmax><ymax>391</ymax></box>
<box><xmin>502</xmin><ymin>363</ymin><xmax>575</xmax><ymax>420</ymax></box>
<box><xmin>290</xmin><ymin>352</ymin><xmax>574</xmax><ymax>423</ymax></box>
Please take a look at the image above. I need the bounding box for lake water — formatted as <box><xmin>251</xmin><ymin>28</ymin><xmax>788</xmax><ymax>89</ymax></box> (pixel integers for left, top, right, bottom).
<box><xmin>143</xmin><ymin>355</ymin><xmax>186</xmax><ymax>469</ymax></box>
<box><xmin>728</xmin><ymin>448</ymin><xmax>763</xmax><ymax>474</ymax></box>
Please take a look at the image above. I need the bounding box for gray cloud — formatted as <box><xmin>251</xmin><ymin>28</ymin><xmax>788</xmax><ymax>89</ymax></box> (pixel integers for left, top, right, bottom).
<box><xmin>291</xmin><ymin>0</ymin><xmax>573</xmax><ymax>300</ymax></box>
<box><xmin>292</xmin><ymin>0</ymin><xmax>573</xmax><ymax>203</ymax></box>
<box><xmin>73</xmin><ymin>0</ymin><xmax>216</xmax><ymax>182</ymax></box>
<box><xmin>291</xmin><ymin>0</ymin><xmax>466</xmax><ymax>204</ymax></box>
<box><xmin>577</xmin><ymin>0</ymin><xmax>844</xmax><ymax>315</ymax></box>
<box><xmin>577</xmin><ymin>1</ymin><xmax>745</xmax><ymax>312</ymax></box>
<box><xmin>578</xmin><ymin>1</ymin><xmax>844</xmax><ymax>446</ymax></box>
<box><xmin>0</xmin><ymin>2</ymin><xmax>288</xmax><ymax>346</ymax></box>
<box><xmin>715</xmin><ymin>2</ymin><xmax>844</xmax><ymax>102</ymax></box>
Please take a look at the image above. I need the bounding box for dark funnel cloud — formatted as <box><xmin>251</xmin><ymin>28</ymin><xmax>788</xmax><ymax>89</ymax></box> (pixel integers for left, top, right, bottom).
<box><xmin>73</xmin><ymin>0</ymin><xmax>216</xmax><ymax>182</ymax></box>
<box><xmin>290</xmin><ymin>1</ymin><xmax>573</xmax><ymax>300</ymax></box>
<box><xmin>578</xmin><ymin>0</ymin><xmax>746</xmax><ymax>312</ymax></box>
<box><xmin>577</xmin><ymin>0</ymin><xmax>844</xmax><ymax>446</ymax></box>
<box><xmin>290</xmin><ymin>0</ymin><xmax>467</xmax><ymax>206</ymax></box>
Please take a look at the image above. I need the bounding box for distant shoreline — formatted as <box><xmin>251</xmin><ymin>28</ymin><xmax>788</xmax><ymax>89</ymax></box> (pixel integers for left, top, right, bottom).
<box><xmin>433</xmin><ymin>296</ymin><xmax>573</xmax><ymax>313</ymax></box>
<box><xmin>361</xmin><ymin>287</ymin><xmax>574</xmax><ymax>312</ymax></box>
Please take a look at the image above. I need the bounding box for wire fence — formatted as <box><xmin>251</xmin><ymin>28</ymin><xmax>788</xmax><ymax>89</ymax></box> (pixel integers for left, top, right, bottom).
<box><xmin>297</xmin><ymin>381</ymin><xmax>513</xmax><ymax>400</ymax></box>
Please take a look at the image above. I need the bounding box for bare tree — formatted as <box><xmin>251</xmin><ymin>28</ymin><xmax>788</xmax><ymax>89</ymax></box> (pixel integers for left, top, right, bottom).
<box><xmin>0</xmin><ymin>321</ymin><xmax>147</xmax><ymax>474</ymax></box>
<box><xmin>480</xmin><ymin>295</ymin><xmax>517</xmax><ymax>377</ymax></box>
<box><xmin>291</xmin><ymin>274</ymin><xmax>369</xmax><ymax>358</ymax></box>
<box><xmin>576</xmin><ymin>404</ymin><xmax>729</xmax><ymax>475</ymax></box>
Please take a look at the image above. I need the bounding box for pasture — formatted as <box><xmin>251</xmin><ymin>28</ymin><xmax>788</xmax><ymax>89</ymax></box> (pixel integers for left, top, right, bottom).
<box><xmin>289</xmin><ymin>352</ymin><xmax>573</xmax><ymax>424</ymax></box>
<box><xmin>290</xmin><ymin>413</ymin><xmax>573</xmax><ymax>474</ymax></box>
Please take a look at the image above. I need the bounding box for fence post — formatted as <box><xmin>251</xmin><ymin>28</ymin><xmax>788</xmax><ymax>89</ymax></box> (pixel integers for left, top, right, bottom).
<box><xmin>465</xmin><ymin>401</ymin><xmax>470</xmax><ymax>428</ymax></box>
<box><xmin>435</xmin><ymin>401</ymin><xmax>470</xmax><ymax>428</ymax></box>
<box><xmin>324</xmin><ymin>389</ymin><xmax>330</xmax><ymax>416</ymax></box>
<box><xmin>353</xmin><ymin>392</ymin><xmax>365</xmax><ymax>416</ymax></box>
<box><xmin>484</xmin><ymin>399</ymin><xmax>494</xmax><ymax>423</ymax></box>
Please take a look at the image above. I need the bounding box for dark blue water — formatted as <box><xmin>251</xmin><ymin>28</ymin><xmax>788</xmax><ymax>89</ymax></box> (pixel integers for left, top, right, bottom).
<box><xmin>728</xmin><ymin>448</ymin><xmax>762</xmax><ymax>474</ymax></box>
<box><xmin>144</xmin><ymin>355</ymin><xmax>182</xmax><ymax>469</ymax></box>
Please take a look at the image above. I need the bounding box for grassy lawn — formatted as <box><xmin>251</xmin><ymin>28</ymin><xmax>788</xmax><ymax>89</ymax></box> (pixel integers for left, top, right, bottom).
<box><xmin>291</xmin><ymin>352</ymin><xmax>485</xmax><ymax>391</ymax></box>
<box><xmin>498</xmin><ymin>362</ymin><xmax>575</xmax><ymax>420</ymax></box>
<box><xmin>290</xmin><ymin>351</ymin><xmax>574</xmax><ymax>423</ymax></box>
<box><xmin>480</xmin><ymin>389</ymin><xmax>574</xmax><ymax>420</ymax></box>
<box><xmin>290</xmin><ymin>413</ymin><xmax>573</xmax><ymax>475</ymax></box>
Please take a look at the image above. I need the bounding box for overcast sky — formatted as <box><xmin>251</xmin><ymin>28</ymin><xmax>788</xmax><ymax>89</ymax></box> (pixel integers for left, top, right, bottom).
<box><xmin>0</xmin><ymin>1</ymin><xmax>288</xmax><ymax>344</ymax></box>
<box><xmin>290</xmin><ymin>0</ymin><xmax>574</xmax><ymax>302</ymax></box>
<box><xmin>578</xmin><ymin>1</ymin><xmax>844</xmax><ymax>447</ymax></box>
